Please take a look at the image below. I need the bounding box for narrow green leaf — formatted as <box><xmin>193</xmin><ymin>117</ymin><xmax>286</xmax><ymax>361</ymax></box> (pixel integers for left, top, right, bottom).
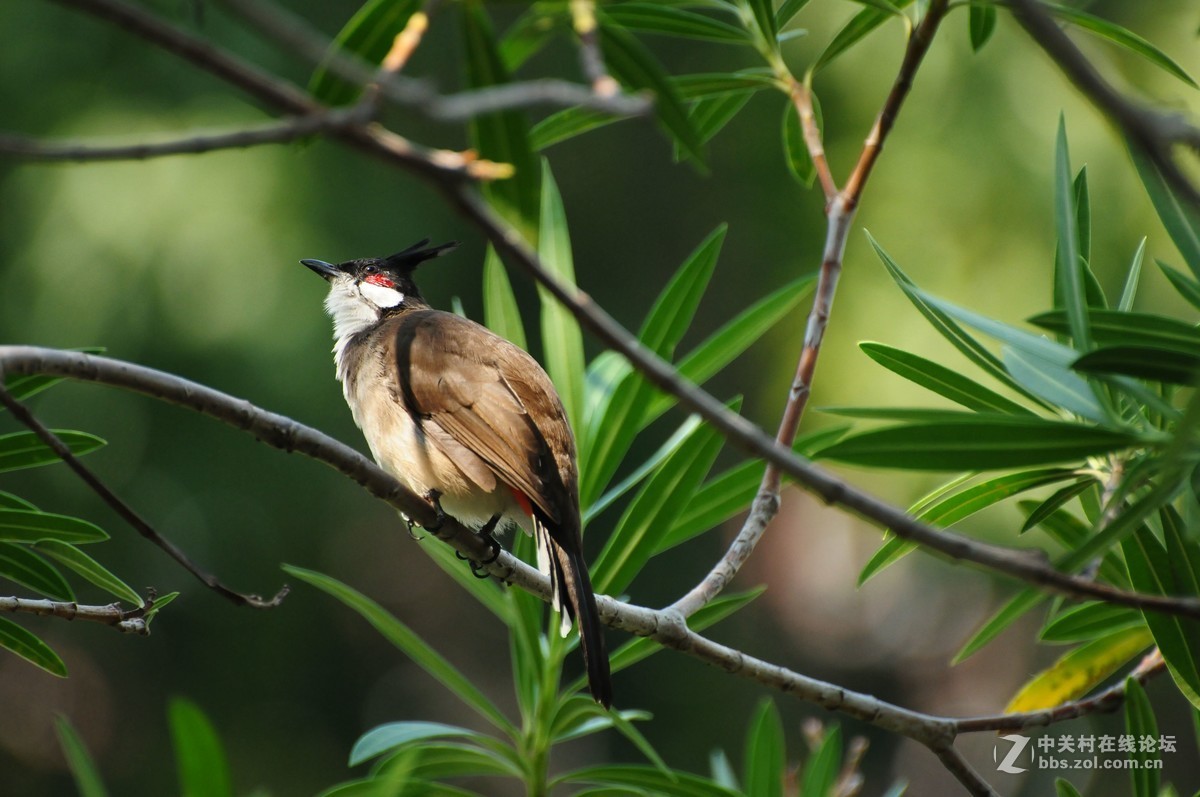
<box><xmin>1020</xmin><ymin>479</ymin><xmax>1097</xmax><ymax>532</ymax></box>
<box><xmin>350</xmin><ymin>721</ymin><xmax>488</xmax><ymax>767</ymax></box>
<box><xmin>664</xmin><ymin>426</ymin><xmax>849</xmax><ymax>550</ymax></box>
<box><xmin>1040</xmin><ymin>602</ymin><xmax>1144</xmax><ymax>643</ymax></box>
<box><xmin>308</xmin><ymin>0</ymin><xmax>423</xmax><ymax>106</ymax></box>
<box><xmin>374</xmin><ymin>740</ymin><xmax>523</xmax><ymax>780</ymax></box>
<box><xmin>0</xmin><ymin>491</ymin><xmax>37</xmax><ymax>510</ymax></box>
<box><xmin>781</xmin><ymin>92</ymin><xmax>820</xmax><ymax>187</ymax></box>
<box><xmin>859</xmin><ymin>342</ymin><xmax>1031</xmax><ymax>414</ymax></box>
<box><xmin>587</xmin><ymin>415</ymin><xmax>703</xmax><ymax>524</ymax></box>
<box><xmin>0</xmin><ymin>431</ymin><xmax>105</xmax><ymax>473</ymax></box>
<box><xmin>799</xmin><ymin>725</ymin><xmax>841</xmax><ymax>797</ymax></box>
<box><xmin>673</xmin><ymin>71</ymin><xmax>778</xmax><ymax>100</ymax></box>
<box><xmin>1056</xmin><ymin>121</ymin><xmax>1088</xmax><ymax>352</ymax></box>
<box><xmin>283</xmin><ymin>565</ymin><xmax>515</xmax><ymax>733</ymax></box>
<box><xmin>609</xmin><ymin>710</ymin><xmax>674</xmax><ymax>778</ymax></box>
<box><xmin>968</xmin><ymin>4</ymin><xmax>996</xmax><ymax>51</ymax></box>
<box><xmin>1124</xmin><ymin>678</ymin><xmax>1161</xmax><ymax>797</ymax></box>
<box><xmin>170</xmin><ymin>698</ymin><xmax>232</xmax><ymax>797</ymax></box>
<box><xmin>740</xmin><ymin>0</ymin><xmax>779</xmax><ymax>50</ymax></box>
<box><xmin>418</xmin><ymin>540</ymin><xmax>511</xmax><ymax>622</ymax></box>
<box><xmin>860</xmin><ymin>469</ymin><xmax>1081</xmax><ymax>583</ymax></box>
<box><xmin>814</xmin><ymin>0</ymin><xmax>912</xmax><ymax>72</ymax></box>
<box><xmin>1118</xmin><ymin>239</ymin><xmax>1147</xmax><ymax>312</ymax></box>
<box><xmin>465</xmin><ymin>1</ymin><xmax>541</xmax><ymax>235</ymax></box>
<box><xmin>0</xmin><ymin>542</ymin><xmax>73</xmax><ymax>601</ymax></box>
<box><xmin>1004</xmin><ymin>626</ymin><xmax>1152</xmax><ymax>712</ymax></box>
<box><xmin>1156</xmin><ymin>259</ymin><xmax>1200</xmax><ymax>312</ymax></box>
<box><xmin>643</xmin><ymin>274</ymin><xmax>816</xmax><ymax>425</ymax></box>
<box><xmin>775</xmin><ymin>0</ymin><xmax>811</xmax><ymax>28</ymax></box>
<box><xmin>1074</xmin><ymin>346</ymin><xmax>1200</xmax><ymax>385</ymax></box>
<box><xmin>1129</xmin><ymin>143</ymin><xmax>1200</xmax><ymax>279</ymax></box>
<box><xmin>592</xmin><ymin>399</ymin><xmax>737</xmax><ymax>595</ymax></box>
<box><xmin>869</xmin><ymin>233</ymin><xmax>1054</xmax><ymax>409</ymax></box>
<box><xmin>1055</xmin><ymin>780</ymin><xmax>1084</xmax><ymax>797</ymax></box>
<box><xmin>1002</xmin><ymin>347</ymin><xmax>1108</xmax><ymax>424</ymax></box>
<box><xmin>55</xmin><ymin>715</ymin><xmax>108</xmax><ymax>797</ymax></box>
<box><xmin>482</xmin><ymin>246</ymin><xmax>527</xmax><ymax>351</ymax></box>
<box><xmin>956</xmin><ymin>589</ymin><xmax>1051</xmax><ymax>663</ymax></box>
<box><xmin>1073</xmin><ymin>166</ymin><xmax>1092</xmax><ymax>278</ymax></box>
<box><xmin>604</xmin><ymin>4</ymin><xmax>750</xmax><ymax>42</ymax></box>
<box><xmin>557</xmin><ymin>765</ymin><xmax>740</xmax><ymax>796</ymax></box>
<box><xmin>816</xmin><ymin>416</ymin><xmax>1138</xmax><ymax>471</ymax></box>
<box><xmin>678</xmin><ymin>91</ymin><xmax>755</xmax><ymax>161</ymax></box>
<box><xmin>0</xmin><ymin>616</ymin><xmax>67</xmax><ymax>675</ymax></box>
<box><xmin>0</xmin><ymin>510</ymin><xmax>108</xmax><ymax>545</ymax></box>
<box><xmin>1031</xmin><ymin>309</ymin><xmax>1200</xmax><ymax>354</ymax></box>
<box><xmin>599</xmin><ymin>17</ymin><xmax>706</xmax><ymax>164</ymax></box>
<box><xmin>1045</xmin><ymin>3</ymin><xmax>1197</xmax><ymax>87</ymax></box>
<box><xmin>537</xmin><ymin>161</ymin><xmax>587</xmax><ymax>434</ymax></box>
<box><xmin>582</xmin><ymin>227</ymin><xmax>726</xmax><ymax>504</ymax></box>
<box><xmin>499</xmin><ymin>4</ymin><xmax>566</xmax><ymax>71</ymax></box>
<box><xmin>34</xmin><ymin>540</ymin><xmax>144</xmax><ymax>607</ymax></box>
<box><xmin>744</xmin><ymin>699</ymin><xmax>784</xmax><ymax>797</ymax></box>
<box><xmin>709</xmin><ymin>749</ymin><xmax>740</xmax><ymax>791</ymax></box>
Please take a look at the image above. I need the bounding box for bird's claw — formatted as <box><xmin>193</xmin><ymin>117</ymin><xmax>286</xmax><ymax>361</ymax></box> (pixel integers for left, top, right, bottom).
<box><xmin>422</xmin><ymin>490</ymin><xmax>447</xmax><ymax>534</ymax></box>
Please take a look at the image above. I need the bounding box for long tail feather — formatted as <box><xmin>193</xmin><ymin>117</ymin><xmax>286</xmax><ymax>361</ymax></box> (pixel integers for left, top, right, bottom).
<box><xmin>534</xmin><ymin>517</ymin><xmax>612</xmax><ymax>708</ymax></box>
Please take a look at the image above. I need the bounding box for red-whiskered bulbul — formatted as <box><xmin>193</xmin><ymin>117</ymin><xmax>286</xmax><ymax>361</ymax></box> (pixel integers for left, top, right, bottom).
<box><xmin>301</xmin><ymin>240</ymin><xmax>612</xmax><ymax>708</ymax></box>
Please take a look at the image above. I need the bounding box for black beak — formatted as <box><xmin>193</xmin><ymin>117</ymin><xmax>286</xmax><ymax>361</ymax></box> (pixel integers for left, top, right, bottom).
<box><xmin>301</xmin><ymin>259</ymin><xmax>340</xmax><ymax>280</ymax></box>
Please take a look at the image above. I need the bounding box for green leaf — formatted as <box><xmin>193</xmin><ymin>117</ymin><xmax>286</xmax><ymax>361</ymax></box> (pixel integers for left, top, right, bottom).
<box><xmin>869</xmin><ymin>233</ymin><xmax>1054</xmax><ymax>409</ymax></box>
<box><xmin>1040</xmin><ymin>602</ymin><xmax>1144</xmax><ymax>643</ymax></box>
<box><xmin>678</xmin><ymin>91</ymin><xmax>755</xmax><ymax>162</ymax></box>
<box><xmin>1030</xmin><ymin>309</ymin><xmax>1200</xmax><ymax>355</ymax></box>
<box><xmin>1004</xmin><ymin>625</ymin><xmax>1152</xmax><ymax>713</ymax></box>
<box><xmin>1002</xmin><ymin>346</ymin><xmax>1108</xmax><ymax>424</ymax></box>
<box><xmin>642</xmin><ymin>274</ymin><xmax>816</xmax><ymax>425</ymax></box>
<box><xmin>956</xmin><ymin>589</ymin><xmax>1051</xmax><ymax>663</ymax></box>
<box><xmin>742</xmin><ymin>0</ymin><xmax>778</xmax><ymax>45</ymax></box>
<box><xmin>1129</xmin><ymin>143</ymin><xmax>1200</xmax><ymax>280</ymax></box>
<box><xmin>968</xmin><ymin>4</ymin><xmax>996</xmax><ymax>51</ymax></box>
<box><xmin>709</xmin><ymin>749</ymin><xmax>740</xmax><ymax>791</ymax></box>
<box><xmin>799</xmin><ymin>725</ymin><xmax>841</xmax><ymax>797</ymax></box>
<box><xmin>816</xmin><ymin>415</ymin><xmax>1139</xmax><ymax>471</ymax></box>
<box><xmin>775</xmin><ymin>0</ymin><xmax>811</xmax><ymax>29</ymax></box>
<box><xmin>1073</xmin><ymin>346</ymin><xmax>1200</xmax><ymax>385</ymax></box>
<box><xmin>814</xmin><ymin>0</ymin><xmax>912</xmax><ymax>73</ymax></box>
<box><xmin>592</xmin><ymin>398</ymin><xmax>737</xmax><ymax>595</ymax></box>
<box><xmin>1124</xmin><ymin>678</ymin><xmax>1161</xmax><ymax>797</ymax></box>
<box><xmin>673</xmin><ymin>71</ymin><xmax>778</xmax><ymax>100</ymax></box>
<box><xmin>34</xmin><ymin>540</ymin><xmax>144</xmax><ymax>607</ymax></box>
<box><xmin>1055</xmin><ymin>779</ymin><xmax>1084</xmax><ymax>797</ymax></box>
<box><xmin>169</xmin><ymin>698</ymin><xmax>232</xmax><ymax>797</ymax></box>
<box><xmin>537</xmin><ymin>161</ymin><xmax>587</xmax><ymax>434</ymax></box>
<box><xmin>581</xmin><ymin>227</ymin><xmax>726</xmax><ymax>504</ymax></box>
<box><xmin>599</xmin><ymin>18</ymin><xmax>706</xmax><ymax>164</ymax></box>
<box><xmin>0</xmin><ymin>510</ymin><xmax>108</xmax><ymax>544</ymax></box>
<box><xmin>663</xmin><ymin>426</ymin><xmax>848</xmax><ymax>550</ymax></box>
<box><xmin>604</xmin><ymin>4</ymin><xmax>749</xmax><ymax>42</ymax></box>
<box><xmin>1156</xmin><ymin>259</ymin><xmax>1200</xmax><ymax>312</ymax></box>
<box><xmin>743</xmin><ymin>699</ymin><xmax>784</xmax><ymax>797</ymax></box>
<box><xmin>499</xmin><ymin>4</ymin><xmax>566</xmax><ymax>71</ymax></box>
<box><xmin>350</xmin><ymin>721</ymin><xmax>490</xmax><ymax>767</ymax></box>
<box><xmin>308</xmin><ymin>0</ymin><xmax>423</xmax><ymax>106</ymax></box>
<box><xmin>860</xmin><ymin>468</ymin><xmax>1083</xmax><ymax>583</ymax></box>
<box><xmin>419</xmin><ymin>539</ymin><xmax>511</xmax><ymax>622</ymax></box>
<box><xmin>530</xmin><ymin>107</ymin><xmax>621</xmax><ymax>151</ymax></box>
<box><xmin>1118</xmin><ymin>238</ymin><xmax>1146</xmax><ymax>312</ymax></box>
<box><xmin>0</xmin><ymin>542</ymin><xmax>73</xmax><ymax>600</ymax></box>
<box><xmin>465</xmin><ymin>1</ymin><xmax>541</xmax><ymax>235</ymax></box>
<box><xmin>781</xmin><ymin>92</ymin><xmax>820</xmax><ymax>187</ymax></box>
<box><xmin>859</xmin><ymin>342</ymin><xmax>1031</xmax><ymax>414</ymax></box>
<box><xmin>1121</xmin><ymin>513</ymin><xmax>1200</xmax><ymax>709</ymax></box>
<box><xmin>1045</xmin><ymin>3</ymin><xmax>1197</xmax><ymax>88</ymax></box>
<box><xmin>1020</xmin><ymin>478</ymin><xmax>1097</xmax><ymax>533</ymax></box>
<box><xmin>587</xmin><ymin>415</ymin><xmax>703</xmax><ymax>524</ymax></box>
<box><xmin>373</xmin><ymin>740</ymin><xmax>523</xmax><ymax>780</ymax></box>
<box><xmin>0</xmin><ymin>616</ymin><xmax>65</xmax><ymax>675</ymax></box>
<box><xmin>0</xmin><ymin>491</ymin><xmax>37</xmax><ymax>510</ymax></box>
<box><xmin>0</xmin><ymin>431</ymin><xmax>105</xmax><ymax>473</ymax></box>
<box><xmin>1073</xmin><ymin>166</ymin><xmax>1092</xmax><ymax>281</ymax></box>
<box><xmin>482</xmin><ymin>246</ymin><xmax>527</xmax><ymax>351</ymax></box>
<box><xmin>283</xmin><ymin>565</ymin><xmax>514</xmax><ymax>733</ymax></box>
<box><xmin>55</xmin><ymin>715</ymin><xmax>108</xmax><ymax>797</ymax></box>
<box><xmin>557</xmin><ymin>765</ymin><xmax>740</xmax><ymax>796</ymax></box>
<box><xmin>1054</xmin><ymin>121</ymin><xmax>1090</xmax><ymax>351</ymax></box>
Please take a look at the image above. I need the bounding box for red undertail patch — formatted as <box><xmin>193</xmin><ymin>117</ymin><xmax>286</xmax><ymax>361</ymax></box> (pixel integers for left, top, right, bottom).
<box><xmin>510</xmin><ymin>487</ymin><xmax>534</xmax><ymax>517</ymax></box>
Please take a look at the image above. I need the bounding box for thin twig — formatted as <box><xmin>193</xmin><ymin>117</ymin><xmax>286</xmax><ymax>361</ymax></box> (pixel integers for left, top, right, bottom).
<box><xmin>570</xmin><ymin>0</ymin><xmax>619</xmax><ymax>98</ymax></box>
<box><xmin>1007</xmin><ymin>0</ymin><xmax>1200</xmax><ymax>208</ymax></box>
<box><xmin>671</xmin><ymin>0</ymin><xmax>950</xmax><ymax>618</ymax></box>
<box><xmin>0</xmin><ymin>596</ymin><xmax>149</xmax><ymax>635</ymax></box>
<box><xmin>0</xmin><ymin>381</ymin><xmax>287</xmax><ymax>609</ymax></box>
<box><xmin>929</xmin><ymin>743</ymin><xmax>999</xmax><ymax>797</ymax></box>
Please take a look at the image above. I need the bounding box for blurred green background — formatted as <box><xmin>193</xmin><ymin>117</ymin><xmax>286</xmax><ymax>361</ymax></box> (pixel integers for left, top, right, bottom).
<box><xmin>2</xmin><ymin>0</ymin><xmax>1199</xmax><ymax>794</ymax></box>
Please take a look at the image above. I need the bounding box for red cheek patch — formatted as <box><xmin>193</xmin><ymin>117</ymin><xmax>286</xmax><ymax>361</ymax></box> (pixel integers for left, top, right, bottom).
<box><xmin>365</xmin><ymin>274</ymin><xmax>396</xmax><ymax>288</ymax></box>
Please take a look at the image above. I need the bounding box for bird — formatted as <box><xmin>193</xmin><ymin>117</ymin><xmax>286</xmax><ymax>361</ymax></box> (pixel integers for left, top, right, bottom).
<box><xmin>301</xmin><ymin>239</ymin><xmax>612</xmax><ymax>708</ymax></box>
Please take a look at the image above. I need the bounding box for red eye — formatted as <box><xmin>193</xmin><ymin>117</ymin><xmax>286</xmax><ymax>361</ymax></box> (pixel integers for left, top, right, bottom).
<box><xmin>364</xmin><ymin>273</ymin><xmax>396</xmax><ymax>288</ymax></box>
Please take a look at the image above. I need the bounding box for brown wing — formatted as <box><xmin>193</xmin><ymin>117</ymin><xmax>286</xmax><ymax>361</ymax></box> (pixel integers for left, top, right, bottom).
<box><xmin>389</xmin><ymin>310</ymin><xmax>577</xmax><ymax>523</ymax></box>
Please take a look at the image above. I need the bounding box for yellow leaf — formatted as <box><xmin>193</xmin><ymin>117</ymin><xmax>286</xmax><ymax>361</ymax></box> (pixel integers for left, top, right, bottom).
<box><xmin>1005</xmin><ymin>626</ymin><xmax>1153</xmax><ymax>714</ymax></box>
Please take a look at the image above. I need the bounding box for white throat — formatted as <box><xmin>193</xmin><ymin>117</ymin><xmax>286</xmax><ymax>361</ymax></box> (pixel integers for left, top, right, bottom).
<box><xmin>324</xmin><ymin>279</ymin><xmax>404</xmax><ymax>381</ymax></box>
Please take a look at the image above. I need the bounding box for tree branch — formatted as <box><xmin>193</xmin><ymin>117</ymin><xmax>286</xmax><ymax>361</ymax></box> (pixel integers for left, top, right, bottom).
<box><xmin>1008</xmin><ymin>0</ymin><xmax>1200</xmax><ymax>208</ymax></box>
<box><xmin>0</xmin><ymin>595</ymin><xmax>149</xmax><ymax>635</ymax></box>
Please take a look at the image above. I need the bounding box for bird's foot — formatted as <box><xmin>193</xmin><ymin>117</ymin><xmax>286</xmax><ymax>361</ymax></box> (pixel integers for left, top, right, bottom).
<box><xmin>401</xmin><ymin>513</ymin><xmax>425</xmax><ymax>541</ymax></box>
<box><xmin>455</xmin><ymin>514</ymin><xmax>503</xmax><ymax>578</ymax></box>
<box><xmin>422</xmin><ymin>490</ymin><xmax>448</xmax><ymax>534</ymax></box>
